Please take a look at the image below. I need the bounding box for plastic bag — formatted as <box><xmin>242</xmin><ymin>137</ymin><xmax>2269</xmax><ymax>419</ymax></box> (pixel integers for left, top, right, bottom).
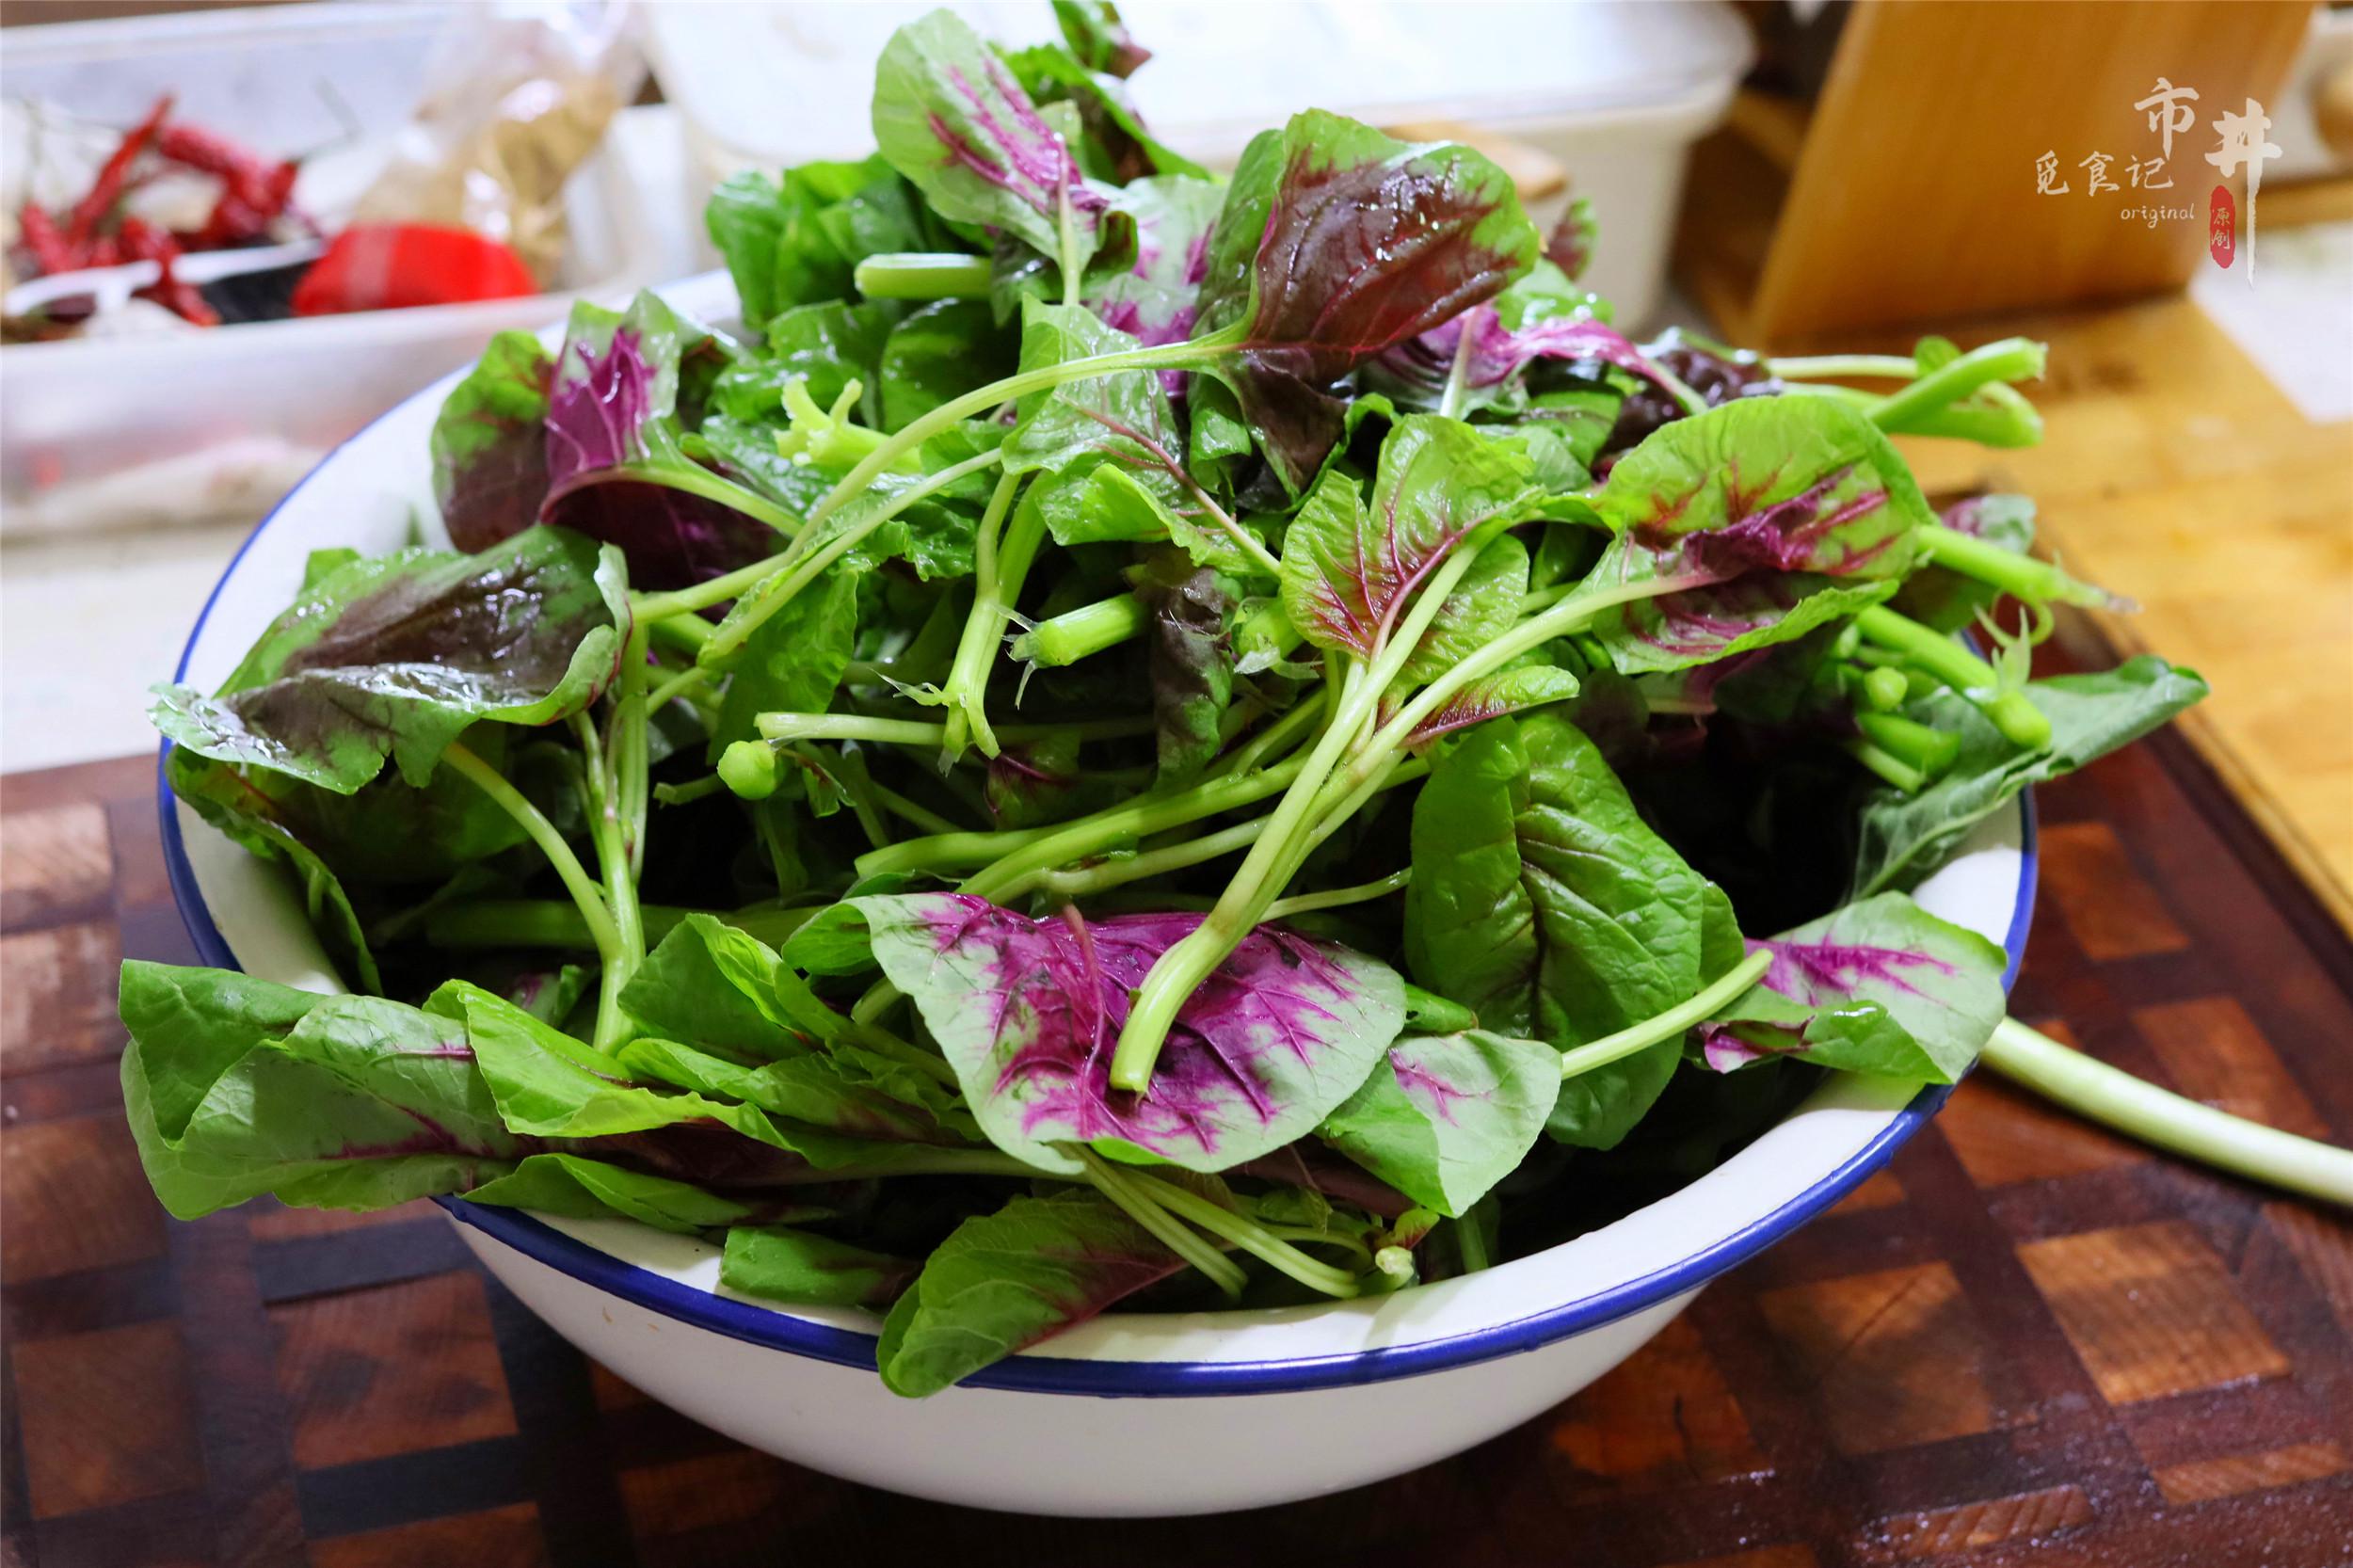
<box><xmin>352</xmin><ymin>2</ymin><xmax>645</xmax><ymax>286</ymax></box>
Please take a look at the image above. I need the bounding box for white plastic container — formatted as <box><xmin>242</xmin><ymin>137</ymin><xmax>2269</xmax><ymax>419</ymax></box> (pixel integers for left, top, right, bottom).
<box><xmin>0</xmin><ymin>4</ymin><xmax>660</xmax><ymax>533</ymax></box>
<box><xmin>646</xmin><ymin>0</ymin><xmax>1753</xmax><ymax>327</ymax></box>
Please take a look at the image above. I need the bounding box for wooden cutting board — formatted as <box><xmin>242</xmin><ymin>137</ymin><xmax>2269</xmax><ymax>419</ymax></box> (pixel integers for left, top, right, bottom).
<box><xmin>4</xmin><ymin>634</ymin><xmax>2350</xmax><ymax>1568</ymax></box>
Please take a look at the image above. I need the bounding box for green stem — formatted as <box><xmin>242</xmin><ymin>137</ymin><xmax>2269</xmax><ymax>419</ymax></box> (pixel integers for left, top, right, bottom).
<box><xmin>440</xmin><ymin>744</ymin><xmax>621</xmax><ymax>968</ymax></box>
<box><xmin>1011</xmin><ymin>591</ymin><xmax>1150</xmax><ymax>667</ymax></box>
<box><xmin>1866</xmin><ymin>337</ymin><xmax>2045</xmax><ymax>432</ymax></box>
<box><xmin>1263</xmin><ymin>868</ymin><xmax>1410</xmax><ymax>920</ymax></box>
<box><xmin>940</xmin><ymin>474</ymin><xmax>1038</xmax><ymax>760</ymax></box>
<box><xmin>648</xmin><ymin>612</ymin><xmax>711</xmax><ymax>655</ymax></box>
<box><xmin>575</xmin><ymin>460</ymin><xmax>801</xmax><ymax>538</ymax></box>
<box><xmin>1556</xmin><ymin>950</ymin><xmax>1773</xmax><ymax>1080</ymax></box>
<box><xmin>1984</xmin><ymin>1017</ymin><xmax>2353</xmax><ymax>1208</ymax></box>
<box><xmin>1078</xmin><ymin>1150</ymin><xmax>1248</xmax><ymax>1298</ymax></box>
<box><xmin>1854</xmin><ymin>605</ymin><xmax>2051</xmax><ymax>749</ymax></box>
<box><xmin>1767</xmin><ymin>353</ymin><xmax>1920</xmax><ymax>381</ymax></box>
<box><xmin>422</xmin><ymin>900</ymin><xmax>814</xmax><ymax>952</ymax></box>
<box><xmin>646</xmin><ymin>664</ymin><xmax>711</xmax><ymax>713</ymax></box>
<box><xmin>803</xmin><ymin>334</ymin><xmax>1231</xmax><ymax>530</ymax></box>
<box><xmin>854</xmin><ymin>250</ymin><xmax>991</xmax><ymax>300</ymax></box>
<box><xmin>1454</xmin><ymin>1206</ymin><xmax>1495</xmax><ymax>1273</ymax></box>
<box><xmin>755</xmin><ymin>711</ymin><xmax>1154</xmax><ymax>748</ymax></box>
<box><xmin>1915</xmin><ymin>522</ymin><xmax>2119</xmax><ymax>610</ymax></box>
<box><xmin>697</xmin><ymin>446</ymin><xmax>1006</xmax><ymax>667</ymax></box>
<box><xmin>1845</xmin><ymin>739</ymin><xmax>1929</xmax><ymax>794</ymax></box>
<box><xmin>1121</xmin><ymin>1167</ymin><xmax>1362</xmax><ymax>1298</ymax></box>
<box><xmin>965</xmin><ymin>751</ymin><xmax>1308</xmax><ymax>904</ymax></box>
<box><xmin>1437</xmin><ymin>314</ymin><xmax>1480</xmax><ymax>421</ymax></box>
<box><xmin>1109</xmin><ymin>542</ymin><xmax>1497</xmax><ymax>1091</ymax></box>
<box><xmin>871</xmin><ymin>783</ymin><xmax>966</xmax><ymax>838</ymax></box>
<box><xmin>1034</xmin><ymin>762</ymin><xmax>1425</xmax><ymax>904</ymax></box>
<box><xmin>1854</xmin><ymin>711</ymin><xmax>1961</xmax><ymax>777</ymax></box>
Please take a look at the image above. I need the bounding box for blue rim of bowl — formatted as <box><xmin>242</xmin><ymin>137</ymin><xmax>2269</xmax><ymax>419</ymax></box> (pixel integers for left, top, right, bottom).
<box><xmin>157</xmin><ymin>377</ymin><xmax>2039</xmax><ymax>1400</ymax></box>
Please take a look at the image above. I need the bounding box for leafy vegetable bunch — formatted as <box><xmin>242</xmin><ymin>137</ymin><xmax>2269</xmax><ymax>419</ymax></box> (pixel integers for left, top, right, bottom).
<box><xmin>127</xmin><ymin>6</ymin><xmax>2340</xmax><ymax>1399</ymax></box>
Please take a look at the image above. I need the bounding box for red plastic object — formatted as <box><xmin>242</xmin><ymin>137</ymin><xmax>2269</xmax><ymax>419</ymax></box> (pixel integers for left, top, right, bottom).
<box><xmin>291</xmin><ymin>224</ymin><xmax>538</xmax><ymax>316</ymax></box>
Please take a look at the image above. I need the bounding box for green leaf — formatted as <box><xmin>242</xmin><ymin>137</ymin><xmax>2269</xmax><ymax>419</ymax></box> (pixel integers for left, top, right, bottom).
<box><xmin>879</xmin><ymin>298</ymin><xmax>1016</xmax><ymax>432</ymax></box>
<box><xmin>709</xmin><ymin>563</ymin><xmax>859</xmax><ymax>755</ymax></box>
<box><xmin>453</xmin><ymin>982</ymin><xmax>792</xmax><ymax>1148</ymax></box>
<box><xmin>722</xmin><ymin>1224</ymin><xmax>916</xmax><ymax>1308</ymax></box>
<box><xmin>1695</xmin><ymin>893</ymin><xmax>2009</xmax><ymax>1081</ymax></box>
<box><xmin>710</xmin><ymin>299</ymin><xmax>901</xmax><ymax>427</ymax></box>
<box><xmin>1849</xmin><ymin>655</ymin><xmax>2208</xmax><ymax>896</ymax></box>
<box><xmin>1318</xmin><ymin>1031</ymin><xmax>1561</xmax><ymax>1216</ymax></box>
<box><xmin>120</xmin><ymin>972</ymin><xmax>520</xmax><ymax>1220</ymax></box>
<box><xmin>162</xmin><ymin>749</ymin><xmax>384</xmax><ymax>991</ymax></box>
<box><xmin>615</xmin><ymin>1036</ymin><xmax>973</xmax><ymax>1147</ymax></box>
<box><xmin>1405</xmin><ymin>712</ymin><xmax>1744</xmax><ymax>1149</ymax></box>
<box><xmin>706</xmin><ymin>157</ymin><xmax>932</xmax><ymax>322</ymax></box>
<box><xmin>149</xmin><ymin>526</ymin><xmax>627</xmax><ymax>793</ymax></box>
<box><xmin>618</xmin><ymin>914</ymin><xmax>817</xmax><ymax>1063</ymax></box>
<box><xmin>465</xmin><ymin>1154</ymin><xmax>803</xmax><ymax>1234</ymax></box>
<box><xmin>1002</xmin><ymin>301</ymin><xmax>1257</xmax><ymax>568</ymax></box>
<box><xmin>1400</xmin><ymin>531</ymin><xmax>1529</xmax><ymax>685</ymax></box>
<box><xmin>874</xmin><ymin>1191</ymin><xmax>1183</xmax><ymax>1396</ymax></box>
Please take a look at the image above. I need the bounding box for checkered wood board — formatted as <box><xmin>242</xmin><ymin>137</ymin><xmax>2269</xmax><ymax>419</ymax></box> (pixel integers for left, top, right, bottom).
<box><xmin>5</xmin><ymin>646</ymin><xmax>2351</xmax><ymax>1568</ymax></box>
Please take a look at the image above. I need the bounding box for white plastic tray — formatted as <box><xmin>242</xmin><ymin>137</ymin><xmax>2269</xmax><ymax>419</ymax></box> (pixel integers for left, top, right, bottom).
<box><xmin>0</xmin><ymin>3</ymin><xmax>661</xmax><ymax>532</ymax></box>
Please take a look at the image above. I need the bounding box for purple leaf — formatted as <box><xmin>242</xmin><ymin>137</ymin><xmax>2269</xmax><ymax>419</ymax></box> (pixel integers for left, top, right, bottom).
<box><xmin>1377</xmin><ymin>305</ymin><xmax>1682</xmax><ymax>408</ymax></box>
<box><xmin>855</xmin><ymin>893</ymin><xmax>1405</xmax><ymax>1174</ymax></box>
<box><xmin>430</xmin><ymin>330</ymin><xmax>552</xmax><ymax>553</ymax></box>
<box><xmin>1194</xmin><ymin>111</ymin><xmax>1539</xmax><ymax>489</ymax></box>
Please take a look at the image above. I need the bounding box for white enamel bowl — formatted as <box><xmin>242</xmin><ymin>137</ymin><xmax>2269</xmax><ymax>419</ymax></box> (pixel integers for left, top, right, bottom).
<box><xmin>161</xmin><ymin>273</ymin><xmax>2036</xmax><ymax>1517</ymax></box>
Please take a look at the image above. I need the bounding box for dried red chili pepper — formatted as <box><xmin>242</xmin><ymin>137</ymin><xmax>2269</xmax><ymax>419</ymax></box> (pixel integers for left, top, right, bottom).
<box><xmin>15</xmin><ymin>203</ymin><xmax>80</xmax><ymax>275</ymax></box>
<box><xmin>64</xmin><ymin>95</ymin><xmax>173</xmax><ymax>248</ymax></box>
<box><xmin>117</xmin><ymin>216</ymin><xmax>216</xmax><ymax>326</ymax></box>
<box><xmin>156</xmin><ymin>121</ymin><xmax>300</xmax><ymax>247</ymax></box>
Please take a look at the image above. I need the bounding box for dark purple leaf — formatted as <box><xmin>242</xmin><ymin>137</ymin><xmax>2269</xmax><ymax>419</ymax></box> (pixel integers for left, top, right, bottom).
<box><xmin>430</xmin><ymin>329</ymin><xmax>552</xmax><ymax>552</ymax></box>
<box><xmin>1194</xmin><ymin>111</ymin><xmax>1540</xmax><ymax>489</ymax></box>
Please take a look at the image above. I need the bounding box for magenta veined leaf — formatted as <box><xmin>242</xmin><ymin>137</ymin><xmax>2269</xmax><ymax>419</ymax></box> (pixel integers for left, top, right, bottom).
<box><xmin>854</xmin><ymin>893</ymin><xmax>1405</xmax><ymax>1174</ymax></box>
<box><xmin>1597</xmin><ymin>572</ymin><xmax>1901</xmax><ymax>675</ymax></box>
<box><xmin>1085</xmin><ymin>173</ymin><xmax>1222</xmax><ymax>392</ymax></box>
<box><xmin>1382</xmin><ymin>304</ymin><xmax>1682</xmax><ymax>408</ymax></box>
<box><xmin>1694</xmin><ymin>892</ymin><xmax>2008</xmax><ymax>1081</ymax></box>
<box><xmin>1193</xmin><ymin>110</ymin><xmax>1540</xmax><ymax>489</ymax></box>
<box><xmin>872</xmin><ymin>8</ymin><xmax>1119</xmax><ymax>266</ymax></box>
<box><xmin>1278</xmin><ymin>415</ymin><xmax>1542</xmax><ymax>662</ymax></box>
<box><xmin>1594</xmin><ymin>396</ymin><xmax>1933</xmax><ymax>586</ymax></box>
<box><xmin>1401</xmin><ymin>664</ymin><xmax>1583</xmax><ymax>750</ymax></box>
